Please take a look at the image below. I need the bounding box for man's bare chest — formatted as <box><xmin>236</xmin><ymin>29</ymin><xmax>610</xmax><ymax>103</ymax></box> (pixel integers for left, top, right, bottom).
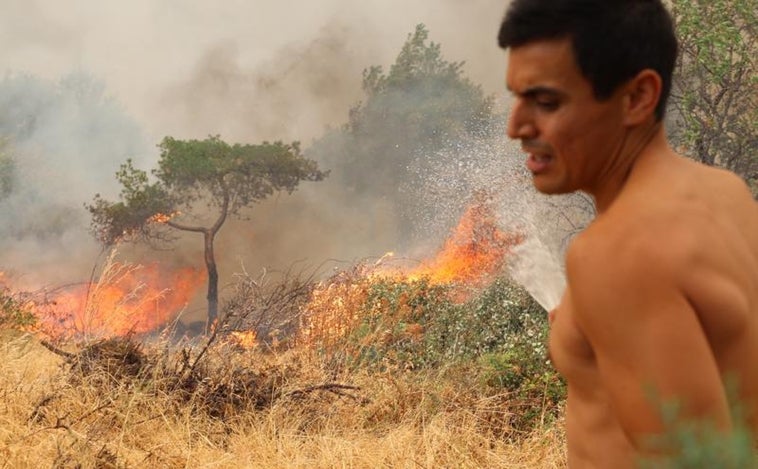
<box><xmin>548</xmin><ymin>293</ymin><xmax>599</xmax><ymax>387</ymax></box>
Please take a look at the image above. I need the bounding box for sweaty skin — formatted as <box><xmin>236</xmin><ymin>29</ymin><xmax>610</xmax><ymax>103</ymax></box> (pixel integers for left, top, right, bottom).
<box><xmin>507</xmin><ymin>38</ymin><xmax>758</xmax><ymax>467</ymax></box>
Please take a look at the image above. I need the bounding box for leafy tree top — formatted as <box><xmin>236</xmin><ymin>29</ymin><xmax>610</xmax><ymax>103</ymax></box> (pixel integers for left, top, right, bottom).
<box><xmin>156</xmin><ymin>136</ymin><xmax>324</xmax><ymax>212</ymax></box>
<box><xmin>88</xmin><ymin>135</ymin><xmax>327</xmax><ymax>246</ymax></box>
<box><xmin>362</xmin><ymin>24</ymin><xmax>471</xmax><ymax>95</ymax></box>
<box><xmin>669</xmin><ymin>0</ymin><xmax>757</xmax><ymax>192</ymax></box>
<box><xmin>351</xmin><ymin>24</ymin><xmax>493</xmax><ymax>144</ymax></box>
<box><xmin>311</xmin><ymin>24</ymin><xmax>495</xmax><ymax>202</ymax></box>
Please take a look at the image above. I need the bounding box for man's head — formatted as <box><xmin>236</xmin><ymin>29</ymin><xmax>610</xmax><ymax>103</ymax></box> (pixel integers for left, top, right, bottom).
<box><xmin>498</xmin><ymin>0</ymin><xmax>678</xmax><ymax>122</ymax></box>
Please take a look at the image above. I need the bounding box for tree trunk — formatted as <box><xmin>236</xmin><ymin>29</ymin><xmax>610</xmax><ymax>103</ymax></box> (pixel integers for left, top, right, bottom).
<box><xmin>203</xmin><ymin>229</ymin><xmax>219</xmax><ymax>333</ymax></box>
<box><xmin>166</xmin><ymin>188</ymin><xmax>230</xmax><ymax>335</ymax></box>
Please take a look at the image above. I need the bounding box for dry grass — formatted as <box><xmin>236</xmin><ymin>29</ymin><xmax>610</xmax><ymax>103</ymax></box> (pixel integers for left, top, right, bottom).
<box><xmin>0</xmin><ymin>328</ymin><xmax>567</xmax><ymax>468</ymax></box>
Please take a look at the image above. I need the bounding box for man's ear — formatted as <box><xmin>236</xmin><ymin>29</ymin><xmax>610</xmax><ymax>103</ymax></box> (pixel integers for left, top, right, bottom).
<box><xmin>622</xmin><ymin>69</ymin><xmax>662</xmax><ymax>126</ymax></box>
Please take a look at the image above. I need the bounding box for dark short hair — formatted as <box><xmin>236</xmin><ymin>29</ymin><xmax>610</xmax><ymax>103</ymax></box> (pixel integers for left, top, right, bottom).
<box><xmin>498</xmin><ymin>0</ymin><xmax>678</xmax><ymax>121</ymax></box>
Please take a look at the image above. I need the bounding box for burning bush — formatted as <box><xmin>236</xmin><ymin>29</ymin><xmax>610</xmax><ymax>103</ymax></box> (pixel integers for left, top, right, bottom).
<box><xmin>0</xmin><ymin>286</ymin><xmax>37</xmax><ymax>330</ymax></box>
<box><xmin>219</xmin><ymin>266</ymin><xmax>316</xmax><ymax>350</ymax></box>
<box><xmin>300</xmin><ymin>271</ymin><xmax>554</xmax><ymax>364</ymax></box>
<box><xmin>296</xmin><ymin>268</ymin><xmax>565</xmax><ymax>434</ymax></box>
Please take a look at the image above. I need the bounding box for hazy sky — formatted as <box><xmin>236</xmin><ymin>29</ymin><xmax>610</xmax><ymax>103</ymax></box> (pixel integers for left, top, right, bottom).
<box><xmin>1</xmin><ymin>0</ymin><xmax>509</xmax><ymax>144</ymax></box>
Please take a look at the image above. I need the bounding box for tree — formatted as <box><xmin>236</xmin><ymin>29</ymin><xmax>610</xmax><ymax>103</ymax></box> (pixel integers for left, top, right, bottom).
<box><xmin>87</xmin><ymin>135</ymin><xmax>327</xmax><ymax>328</ymax></box>
<box><xmin>309</xmin><ymin>24</ymin><xmax>498</xmax><ymax>234</ymax></box>
<box><xmin>668</xmin><ymin>0</ymin><xmax>757</xmax><ymax>195</ymax></box>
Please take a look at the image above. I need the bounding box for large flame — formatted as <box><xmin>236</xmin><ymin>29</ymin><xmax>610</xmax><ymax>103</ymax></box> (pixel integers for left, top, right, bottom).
<box><xmin>397</xmin><ymin>190</ymin><xmax>522</xmax><ymax>287</ymax></box>
<box><xmin>37</xmin><ymin>261</ymin><xmax>205</xmax><ymax>340</ymax></box>
<box><xmin>297</xmin><ymin>191</ymin><xmax>523</xmax><ymax>350</ymax></box>
<box><xmin>5</xmin><ymin>192</ymin><xmax>518</xmax><ymax>348</ymax></box>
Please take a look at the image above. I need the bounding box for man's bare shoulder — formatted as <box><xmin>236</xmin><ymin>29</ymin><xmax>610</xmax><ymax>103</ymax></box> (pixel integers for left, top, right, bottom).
<box><xmin>566</xmin><ymin>161</ymin><xmax>758</xmax><ymax>312</ymax></box>
<box><xmin>575</xmin><ymin>160</ymin><xmax>755</xmax><ymax>262</ymax></box>
<box><xmin>690</xmin><ymin>161</ymin><xmax>758</xmax><ymax>215</ymax></box>
<box><xmin>566</xmin><ymin>204</ymin><xmax>695</xmax><ymax>281</ymax></box>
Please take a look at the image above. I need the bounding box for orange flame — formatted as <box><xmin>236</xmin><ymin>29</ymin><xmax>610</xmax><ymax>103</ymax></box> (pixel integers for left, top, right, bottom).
<box><xmin>298</xmin><ymin>191</ymin><xmax>523</xmax><ymax>348</ymax></box>
<box><xmin>229</xmin><ymin>330</ymin><xmax>258</xmax><ymax>349</ymax></box>
<box><xmin>401</xmin><ymin>190</ymin><xmax>522</xmax><ymax>287</ymax></box>
<box><xmin>37</xmin><ymin>263</ymin><xmax>205</xmax><ymax>339</ymax></box>
<box><xmin>147</xmin><ymin>211</ymin><xmax>181</xmax><ymax>224</ymax></box>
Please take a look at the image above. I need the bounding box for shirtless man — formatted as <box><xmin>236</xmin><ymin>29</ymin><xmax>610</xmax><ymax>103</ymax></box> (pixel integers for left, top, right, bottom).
<box><xmin>498</xmin><ymin>0</ymin><xmax>758</xmax><ymax>466</ymax></box>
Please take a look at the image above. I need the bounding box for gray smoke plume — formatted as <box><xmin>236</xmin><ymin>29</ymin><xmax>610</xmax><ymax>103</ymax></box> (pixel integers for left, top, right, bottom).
<box><xmin>0</xmin><ymin>71</ymin><xmax>149</xmax><ymax>288</ymax></box>
<box><xmin>0</xmin><ymin>0</ymin><xmax>532</xmax><ymax>320</ymax></box>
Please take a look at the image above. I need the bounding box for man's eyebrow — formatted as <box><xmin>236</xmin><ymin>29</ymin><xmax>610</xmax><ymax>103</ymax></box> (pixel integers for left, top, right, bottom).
<box><xmin>508</xmin><ymin>86</ymin><xmax>565</xmax><ymax>99</ymax></box>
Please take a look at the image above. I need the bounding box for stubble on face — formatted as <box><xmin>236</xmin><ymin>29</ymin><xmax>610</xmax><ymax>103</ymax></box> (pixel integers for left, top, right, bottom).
<box><xmin>505</xmin><ymin>39</ymin><xmax>625</xmax><ymax>197</ymax></box>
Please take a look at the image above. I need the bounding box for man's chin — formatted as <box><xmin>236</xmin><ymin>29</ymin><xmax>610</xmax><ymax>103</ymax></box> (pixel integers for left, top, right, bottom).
<box><xmin>532</xmin><ymin>176</ymin><xmax>570</xmax><ymax>195</ymax></box>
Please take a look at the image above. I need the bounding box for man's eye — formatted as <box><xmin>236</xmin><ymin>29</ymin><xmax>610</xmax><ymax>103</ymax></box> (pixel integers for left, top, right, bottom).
<box><xmin>536</xmin><ymin>100</ymin><xmax>559</xmax><ymax>110</ymax></box>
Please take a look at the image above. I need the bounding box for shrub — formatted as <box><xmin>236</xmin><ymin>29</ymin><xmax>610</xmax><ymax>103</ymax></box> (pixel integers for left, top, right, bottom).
<box><xmin>639</xmin><ymin>383</ymin><xmax>757</xmax><ymax>468</ymax></box>
<box><xmin>0</xmin><ymin>288</ymin><xmax>36</xmax><ymax>329</ymax></box>
<box><xmin>477</xmin><ymin>346</ymin><xmax>565</xmax><ymax>433</ymax></box>
<box><xmin>322</xmin><ymin>277</ymin><xmax>456</xmax><ymax>371</ymax></box>
<box><xmin>301</xmin><ymin>273</ymin><xmax>566</xmax><ymax>429</ymax></box>
<box><xmin>424</xmin><ymin>277</ymin><xmax>548</xmax><ymax>362</ymax></box>
<box><xmin>306</xmin><ymin>274</ymin><xmax>554</xmax><ymax>367</ymax></box>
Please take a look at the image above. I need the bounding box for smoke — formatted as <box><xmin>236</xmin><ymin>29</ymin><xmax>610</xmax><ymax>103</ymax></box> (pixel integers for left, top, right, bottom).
<box><xmin>0</xmin><ymin>71</ymin><xmax>149</xmax><ymax>287</ymax></box>
<box><xmin>0</xmin><ymin>0</ymin><xmax>520</xmax><ymax>317</ymax></box>
<box><xmin>0</xmin><ymin>0</ymin><xmax>508</xmax><ymax>142</ymax></box>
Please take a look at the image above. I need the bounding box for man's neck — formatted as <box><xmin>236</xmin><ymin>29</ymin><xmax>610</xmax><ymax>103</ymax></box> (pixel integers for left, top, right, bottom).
<box><xmin>588</xmin><ymin>122</ymin><xmax>669</xmax><ymax>214</ymax></box>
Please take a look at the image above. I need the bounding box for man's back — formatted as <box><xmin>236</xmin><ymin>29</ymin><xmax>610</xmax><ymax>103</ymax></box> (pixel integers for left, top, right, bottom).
<box><xmin>551</xmin><ymin>149</ymin><xmax>758</xmax><ymax>467</ymax></box>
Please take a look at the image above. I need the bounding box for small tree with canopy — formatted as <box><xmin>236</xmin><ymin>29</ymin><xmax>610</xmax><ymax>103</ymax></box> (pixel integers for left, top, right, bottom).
<box><xmin>87</xmin><ymin>135</ymin><xmax>327</xmax><ymax>329</ymax></box>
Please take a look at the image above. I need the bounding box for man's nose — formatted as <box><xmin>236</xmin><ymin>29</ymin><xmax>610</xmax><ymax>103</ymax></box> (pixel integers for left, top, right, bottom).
<box><xmin>507</xmin><ymin>100</ymin><xmax>536</xmax><ymax>140</ymax></box>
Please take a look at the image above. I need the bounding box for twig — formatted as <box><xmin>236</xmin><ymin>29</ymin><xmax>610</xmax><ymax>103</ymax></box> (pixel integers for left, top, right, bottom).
<box><xmin>39</xmin><ymin>340</ymin><xmax>76</xmax><ymax>360</ymax></box>
<box><xmin>285</xmin><ymin>383</ymin><xmax>368</xmax><ymax>403</ymax></box>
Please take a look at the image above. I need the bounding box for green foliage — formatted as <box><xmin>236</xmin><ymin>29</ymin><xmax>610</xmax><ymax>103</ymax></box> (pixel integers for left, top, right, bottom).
<box><xmin>156</xmin><ymin>136</ymin><xmax>326</xmax><ymax>213</ymax></box>
<box><xmin>88</xmin><ymin>159</ymin><xmax>173</xmax><ymax>245</ymax></box>
<box><xmin>331</xmin><ymin>277</ymin><xmax>551</xmax><ymax>369</ymax></box>
<box><xmin>313</xmin><ymin>275</ymin><xmax>564</xmax><ymax>433</ymax></box>
<box><xmin>88</xmin><ymin>135</ymin><xmax>327</xmax><ymax>246</ymax></box>
<box><xmin>640</xmin><ymin>423</ymin><xmax>756</xmax><ymax>468</ymax></box>
<box><xmin>0</xmin><ymin>288</ymin><xmax>36</xmax><ymax>329</ymax></box>
<box><xmin>669</xmin><ymin>0</ymin><xmax>757</xmax><ymax>193</ymax></box>
<box><xmin>334</xmin><ymin>278</ymin><xmax>455</xmax><ymax>370</ymax></box>
<box><xmin>426</xmin><ymin>277</ymin><xmax>547</xmax><ymax>361</ymax></box>
<box><xmin>638</xmin><ymin>386</ymin><xmax>757</xmax><ymax>468</ymax></box>
<box><xmin>355</xmin><ymin>24</ymin><xmax>493</xmax><ymax>147</ymax></box>
<box><xmin>477</xmin><ymin>346</ymin><xmax>565</xmax><ymax>432</ymax></box>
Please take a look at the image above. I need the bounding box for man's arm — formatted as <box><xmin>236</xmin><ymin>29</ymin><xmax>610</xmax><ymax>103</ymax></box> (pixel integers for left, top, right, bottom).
<box><xmin>566</xmin><ymin>227</ymin><xmax>732</xmax><ymax>450</ymax></box>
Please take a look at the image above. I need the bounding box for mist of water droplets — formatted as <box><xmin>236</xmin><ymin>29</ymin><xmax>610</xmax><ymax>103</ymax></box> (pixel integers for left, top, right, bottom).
<box><xmin>403</xmin><ymin>120</ymin><xmax>594</xmax><ymax>312</ymax></box>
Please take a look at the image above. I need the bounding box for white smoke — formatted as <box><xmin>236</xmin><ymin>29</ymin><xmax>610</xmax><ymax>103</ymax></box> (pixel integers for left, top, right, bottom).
<box><xmin>3</xmin><ymin>0</ymin><xmax>588</xmax><ymax>324</ymax></box>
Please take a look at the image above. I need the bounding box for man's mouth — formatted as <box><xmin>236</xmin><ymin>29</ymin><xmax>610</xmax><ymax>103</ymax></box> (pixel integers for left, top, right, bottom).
<box><xmin>525</xmin><ymin>152</ymin><xmax>552</xmax><ymax>174</ymax></box>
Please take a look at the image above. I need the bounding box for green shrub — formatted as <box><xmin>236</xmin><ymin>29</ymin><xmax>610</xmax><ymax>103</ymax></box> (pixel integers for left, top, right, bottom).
<box><xmin>477</xmin><ymin>345</ymin><xmax>565</xmax><ymax>433</ymax></box>
<box><xmin>0</xmin><ymin>288</ymin><xmax>36</xmax><ymax>329</ymax></box>
<box><xmin>323</xmin><ymin>276</ymin><xmax>567</xmax><ymax>424</ymax></box>
<box><xmin>640</xmin><ymin>423</ymin><xmax>756</xmax><ymax>468</ymax></box>
<box><xmin>332</xmin><ymin>277</ymin><xmax>457</xmax><ymax>370</ymax></box>
<box><xmin>326</xmin><ymin>276</ymin><xmax>555</xmax><ymax>368</ymax></box>
<box><xmin>639</xmin><ymin>384</ymin><xmax>757</xmax><ymax>468</ymax></box>
<box><xmin>424</xmin><ymin>277</ymin><xmax>548</xmax><ymax>362</ymax></box>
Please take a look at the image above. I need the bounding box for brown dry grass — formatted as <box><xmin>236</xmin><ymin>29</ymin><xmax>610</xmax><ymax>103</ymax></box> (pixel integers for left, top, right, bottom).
<box><xmin>0</xmin><ymin>328</ymin><xmax>566</xmax><ymax>468</ymax></box>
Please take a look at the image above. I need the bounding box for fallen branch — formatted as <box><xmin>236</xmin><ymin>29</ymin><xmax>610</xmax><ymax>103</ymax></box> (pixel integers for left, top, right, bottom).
<box><xmin>285</xmin><ymin>383</ymin><xmax>369</xmax><ymax>403</ymax></box>
<box><xmin>40</xmin><ymin>340</ymin><xmax>76</xmax><ymax>360</ymax></box>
